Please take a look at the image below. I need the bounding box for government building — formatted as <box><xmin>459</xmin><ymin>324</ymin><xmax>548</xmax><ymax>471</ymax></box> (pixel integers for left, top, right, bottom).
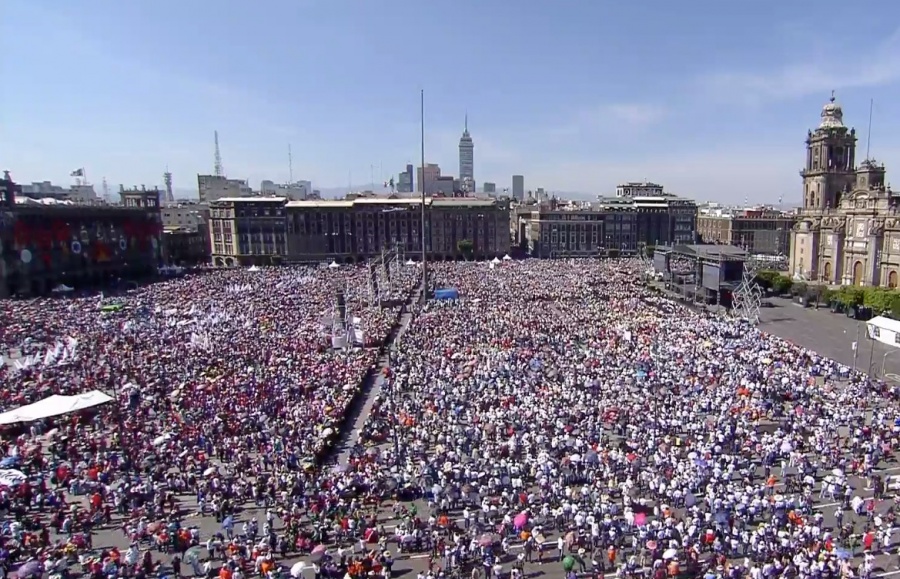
<box><xmin>790</xmin><ymin>96</ymin><xmax>896</xmax><ymax>287</ymax></box>
<box><xmin>0</xmin><ymin>173</ymin><xmax>164</xmax><ymax>297</ymax></box>
<box><xmin>208</xmin><ymin>196</ymin><xmax>510</xmax><ymax>266</ymax></box>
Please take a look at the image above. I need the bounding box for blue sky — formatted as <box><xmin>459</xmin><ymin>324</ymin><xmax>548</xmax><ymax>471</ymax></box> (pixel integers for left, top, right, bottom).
<box><xmin>2</xmin><ymin>0</ymin><xmax>900</xmax><ymax>203</ymax></box>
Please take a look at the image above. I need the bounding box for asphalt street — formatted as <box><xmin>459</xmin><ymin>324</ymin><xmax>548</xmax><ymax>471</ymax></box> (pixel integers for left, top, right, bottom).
<box><xmin>759</xmin><ymin>298</ymin><xmax>900</xmax><ymax>382</ymax></box>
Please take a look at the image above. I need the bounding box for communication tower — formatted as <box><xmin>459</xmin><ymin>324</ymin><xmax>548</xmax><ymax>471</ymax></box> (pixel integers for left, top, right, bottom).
<box><xmin>214</xmin><ymin>131</ymin><xmax>224</xmax><ymax>177</ymax></box>
<box><xmin>163</xmin><ymin>168</ymin><xmax>174</xmax><ymax>204</ymax></box>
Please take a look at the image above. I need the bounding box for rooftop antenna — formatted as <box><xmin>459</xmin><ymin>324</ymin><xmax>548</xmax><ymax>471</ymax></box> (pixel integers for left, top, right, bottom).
<box><xmin>865</xmin><ymin>98</ymin><xmax>874</xmax><ymax>161</ymax></box>
<box><xmin>213</xmin><ymin>130</ymin><xmax>224</xmax><ymax>177</ymax></box>
<box><xmin>288</xmin><ymin>144</ymin><xmax>294</xmax><ymax>184</ymax></box>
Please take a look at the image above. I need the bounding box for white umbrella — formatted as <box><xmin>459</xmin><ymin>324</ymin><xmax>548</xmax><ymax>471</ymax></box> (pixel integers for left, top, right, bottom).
<box><xmin>0</xmin><ymin>469</ymin><xmax>27</xmax><ymax>486</ymax></box>
<box><xmin>291</xmin><ymin>562</ymin><xmax>314</xmax><ymax>577</ymax></box>
<box><xmin>662</xmin><ymin>548</ymin><xmax>677</xmax><ymax>560</ymax></box>
<box><xmin>152</xmin><ymin>434</ymin><xmax>171</xmax><ymax>446</ymax></box>
<box><xmin>203</xmin><ymin>467</ymin><xmax>217</xmax><ymax>477</ymax></box>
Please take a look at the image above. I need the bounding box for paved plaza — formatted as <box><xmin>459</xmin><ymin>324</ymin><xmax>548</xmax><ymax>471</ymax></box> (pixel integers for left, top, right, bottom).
<box><xmin>8</xmin><ymin>263</ymin><xmax>900</xmax><ymax>579</ymax></box>
<box><xmin>759</xmin><ymin>298</ymin><xmax>900</xmax><ymax>382</ymax></box>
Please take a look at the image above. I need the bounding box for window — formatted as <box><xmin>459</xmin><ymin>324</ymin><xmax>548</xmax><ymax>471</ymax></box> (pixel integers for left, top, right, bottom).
<box><xmin>870</xmin><ymin>325</ymin><xmax>880</xmax><ymax>338</ymax></box>
<box><xmin>894</xmin><ymin>332</ymin><xmax>900</xmax><ymax>345</ymax></box>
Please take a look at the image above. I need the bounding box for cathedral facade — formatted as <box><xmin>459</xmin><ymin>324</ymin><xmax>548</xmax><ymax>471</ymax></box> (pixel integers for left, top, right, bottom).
<box><xmin>790</xmin><ymin>96</ymin><xmax>896</xmax><ymax>287</ymax></box>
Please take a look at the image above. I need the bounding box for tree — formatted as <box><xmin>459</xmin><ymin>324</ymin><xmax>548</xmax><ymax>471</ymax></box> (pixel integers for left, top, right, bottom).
<box><xmin>772</xmin><ymin>275</ymin><xmax>793</xmax><ymax>295</ymax></box>
<box><xmin>754</xmin><ymin>270</ymin><xmax>780</xmax><ymax>290</ymax></box>
<box><xmin>457</xmin><ymin>239</ymin><xmax>474</xmax><ymax>259</ymax></box>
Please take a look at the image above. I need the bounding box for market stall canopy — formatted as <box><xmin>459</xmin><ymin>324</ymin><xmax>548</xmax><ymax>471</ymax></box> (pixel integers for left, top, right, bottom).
<box><xmin>0</xmin><ymin>390</ymin><xmax>113</xmax><ymax>425</ymax></box>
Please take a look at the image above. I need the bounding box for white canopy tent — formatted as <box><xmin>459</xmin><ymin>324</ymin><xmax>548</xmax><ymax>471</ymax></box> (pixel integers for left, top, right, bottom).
<box><xmin>0</xmin><ymin>390</ymin><xmax>113</xmax><ymax>425</ymax></box>
<box><xmin>491</xmin><ymin>257</ymin><xmax>502</xmax><ymax>265</ymax></box>
<box><xmin>51</xmin><ymin>284</ymin><xmax>74</xmax><ymax>293</ymax></box>
<box><xmin>328</xmin><ymin>261</ymin><xmax>340</xmax><ymax>269</ymax></box>
<box><xmin>502</xmin><ymin>254</ymin><xmax>512</xmax><ymax>261</ymax></box>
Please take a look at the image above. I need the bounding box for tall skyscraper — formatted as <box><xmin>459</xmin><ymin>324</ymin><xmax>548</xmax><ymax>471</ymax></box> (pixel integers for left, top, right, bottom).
<box><xmin>397</xmin><ymin>164</ymin><xmax>414</xmax><ymax>193</ymax></box>
<box><xmin>459</xmin><ymin>114</ymin><xmax>474</xmax><ymax>187</ymax></box>
<box><xmin>417</xmin><ymin>163</ymin><xmax>442</xmax><ymax>194</ymax></box>
<box><xmin>512</xmin><ymin>175</ymin><xmax>525</xmax><ymax>201</ymax></box>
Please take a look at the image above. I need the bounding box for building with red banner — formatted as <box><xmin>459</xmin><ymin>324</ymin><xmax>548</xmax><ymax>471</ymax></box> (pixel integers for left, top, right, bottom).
<box><xmin>1</xmin><ymin>173</ymin><xmax>163</xmax><ymax>297</ymax></box>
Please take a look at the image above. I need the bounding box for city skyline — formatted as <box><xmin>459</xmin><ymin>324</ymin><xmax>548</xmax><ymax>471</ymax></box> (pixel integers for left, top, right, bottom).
<box><xmin>2</xmin><ymin>0</ymin><xmax>900</xmax><ymax>203</ymax></box>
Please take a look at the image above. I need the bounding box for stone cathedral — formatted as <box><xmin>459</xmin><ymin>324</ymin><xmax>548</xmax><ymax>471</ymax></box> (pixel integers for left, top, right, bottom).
<box><xmin>790</xmin><ymin>95</ymin><xmax>896</xmax><ymax>287</ymax></box>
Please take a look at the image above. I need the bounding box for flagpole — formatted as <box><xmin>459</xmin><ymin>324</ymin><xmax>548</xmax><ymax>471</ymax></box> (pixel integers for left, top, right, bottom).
<box><xmin>420</xmin><ymin>89</ymin><xmax>427</xmax><ymax>301</ymax></box>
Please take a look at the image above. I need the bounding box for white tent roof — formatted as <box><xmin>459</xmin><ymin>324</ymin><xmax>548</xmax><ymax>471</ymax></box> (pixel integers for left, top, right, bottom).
<box><xmin>491</xmin><ymin>257</ymin><xmax>502</xmax><ymax>264</ymax></box>
<box><xmin>0</xmin><ymin>390</ymin><xmax>113</xmax><ymax>425</ymax></box>
<box><xmin>869</xmin><ymin>316</ymin><xmax>900</xmax><ymax>334</ymax></box>
<box><xmin>502</xmin><ymin>254</ymin><xmax>512</xmax><ymax>260</ymax></box>
<box><xmin>328</xmin><ymin>261</ymin><xmax>340</xmax><ymax>268</ymax></box>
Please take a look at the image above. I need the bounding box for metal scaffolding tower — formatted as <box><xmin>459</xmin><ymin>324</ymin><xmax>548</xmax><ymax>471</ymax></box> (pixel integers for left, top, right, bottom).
<box><xmin>365</xmin><ymin>242</ymin><xmax>402</xmax><ymax>306</ymax></box>
<box><xmin>732</xmin><ymin>257</ymin><xmax>763</xmax><ymax>325</ymax></box>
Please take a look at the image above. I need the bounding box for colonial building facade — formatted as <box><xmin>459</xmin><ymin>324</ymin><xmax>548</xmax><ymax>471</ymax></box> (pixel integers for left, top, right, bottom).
<box><xmin>0</xmin><ymin>175</ymin><xmax>164</xmax><ymax>297</ymax></box>
<box><xmin>208</xmin><ymin>196</ymin><xmax>510</xmax><ymax>266</ymax></box>
<box><xmin>790</xmin><ymin>96</ymin><xmax>896</xmax><ymax>287</ymax></box>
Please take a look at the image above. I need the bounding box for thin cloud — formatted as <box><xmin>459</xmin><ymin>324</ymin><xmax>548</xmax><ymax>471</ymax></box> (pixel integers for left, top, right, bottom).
<box><xmin>603</xmin><ymin>104</ymin><xmax>667</xmax><ymax>126</ymax></box>
<box><xmin>549</xmin><ymin>103</ymin><xmax>667</xmax><ymax>139</ymax></box>
<box><xmin>698</xmin><ymin>29</ymin><xmax>900</xmax><ymax>104</ymax></box>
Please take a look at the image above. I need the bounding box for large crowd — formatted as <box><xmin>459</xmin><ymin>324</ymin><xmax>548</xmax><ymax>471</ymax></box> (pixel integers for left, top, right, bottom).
<box><xmin>352</xmin><ymin>261</ymin><xmax>900</xmax><ymax>579</ymax></box>
<box><xmin>0</xmin><ymin>263</ymin><xmax>417</xmax><ymax>577</ymax></box>
<box><xmin>1</xmin><ymin>259</ymin><xmax>899</xmax><ymax>579</ymax></box>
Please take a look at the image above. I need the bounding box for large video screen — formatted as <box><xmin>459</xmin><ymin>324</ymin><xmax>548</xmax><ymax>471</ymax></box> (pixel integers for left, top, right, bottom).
<box><xmin>702</xmin><ymin>263</ymin><xmax>722</xmax><ymax>290</ymax></box>
<box><xmin>653</xmin><ymin>253</ymin><xmax>668</xmax><ymax>273</ymax></box>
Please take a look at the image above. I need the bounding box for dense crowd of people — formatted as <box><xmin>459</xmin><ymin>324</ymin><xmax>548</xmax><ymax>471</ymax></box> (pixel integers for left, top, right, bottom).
<box><xmin>0</xmin><ymin>263</ymin><xmax>417</xmax><ymax>578</ymax></box>
<box><xmin>1</xmin><ymin>258</ymin><xmax>900</xmax><ymax>579</ymax></box>
<box><xmin>349</xmin><ymin>260</ymin><xmax>900</xmax><ymax>579</ymax></box>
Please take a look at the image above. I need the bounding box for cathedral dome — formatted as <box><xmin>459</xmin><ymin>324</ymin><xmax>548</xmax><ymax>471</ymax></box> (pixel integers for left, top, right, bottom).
<box><xmin>819</xmin><ymin>93</ymin><xmax>844</xmax><ymax>129</ymax></box>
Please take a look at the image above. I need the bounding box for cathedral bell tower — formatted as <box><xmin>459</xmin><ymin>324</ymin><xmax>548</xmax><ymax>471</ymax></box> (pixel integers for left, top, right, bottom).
<box><xmin>800</xmin><ymin>92</ymin><xmax>857</xmax><ymax>211</ymax></box>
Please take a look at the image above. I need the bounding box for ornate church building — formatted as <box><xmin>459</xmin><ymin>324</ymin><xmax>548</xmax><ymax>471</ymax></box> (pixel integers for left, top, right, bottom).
<box><xmin>790</xmin><ymin>95</ymin><xmax>896</xmax><ymax>287</ymax></box>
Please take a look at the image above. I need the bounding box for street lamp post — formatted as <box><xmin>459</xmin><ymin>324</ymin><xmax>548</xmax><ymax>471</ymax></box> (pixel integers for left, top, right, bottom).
<box><xmin>882</xmin><ymin>349</ymin><xmax>899</xmax><ymax>377</ymax></box>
